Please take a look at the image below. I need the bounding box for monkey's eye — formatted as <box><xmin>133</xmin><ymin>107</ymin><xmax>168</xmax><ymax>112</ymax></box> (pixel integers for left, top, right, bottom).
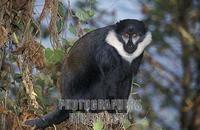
<box><xmin>123</xmin><ymin>33</ymin><xmax>129</xmax><ymax>38</ymax></box>
<box><xmin>133</xmin><ymin>33</ymin><xmax>138</xmax><ymax>37</ymax></box>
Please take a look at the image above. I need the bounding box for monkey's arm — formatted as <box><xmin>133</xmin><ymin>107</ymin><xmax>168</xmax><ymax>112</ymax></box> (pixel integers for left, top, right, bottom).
<box><xmin>95</xmin><ymin>45</ymin><xmax>122</xmax><ymax>98</ymax></box>
<box><xmin>131</xmin><ymin>52</ymin><xmax>144</xmax><ymax>75</ymax></box>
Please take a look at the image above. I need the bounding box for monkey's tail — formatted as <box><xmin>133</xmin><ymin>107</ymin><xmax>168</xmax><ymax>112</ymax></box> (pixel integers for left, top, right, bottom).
<box><xmin>25</xmin><ymin>109</ymin><xmax>69</xmax><ymax>129</ymax></box>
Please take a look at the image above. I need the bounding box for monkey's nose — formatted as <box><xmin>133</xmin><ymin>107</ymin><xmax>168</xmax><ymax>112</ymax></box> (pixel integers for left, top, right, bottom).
<box><xmin>127</xmin><ymin>42</ymin><xmax>135</xmax><ymax>48</ymax></box>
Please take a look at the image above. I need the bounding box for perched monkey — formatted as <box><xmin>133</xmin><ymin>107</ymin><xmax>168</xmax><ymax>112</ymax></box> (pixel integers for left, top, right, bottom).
<box><xmin>25</xmin><ymin>19</ymin><xmax>152</xmax><ymax>129</ymax></box>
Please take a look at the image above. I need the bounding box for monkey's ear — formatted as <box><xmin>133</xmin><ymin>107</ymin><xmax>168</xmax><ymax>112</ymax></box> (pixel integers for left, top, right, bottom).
<box><xmin>115</xmin><ymin>20</ymin><xmax>124</xmax><ymax>33</ymax></box>
<box><xmin>116</xmin><ymin>20</ymin><xmax>122</xmax><ymax>26</ymax></box>
<box><xmin>116</xmin><ymin>19</ymin><xmax>127</xmax><ymax>27</ymax></box>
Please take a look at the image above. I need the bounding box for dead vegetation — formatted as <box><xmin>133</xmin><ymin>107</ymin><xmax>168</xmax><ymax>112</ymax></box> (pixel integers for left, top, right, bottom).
<box><xmin>0</xmin><ymin>0</ymin><xmax>132</xmax><ymax>129</ymax></box>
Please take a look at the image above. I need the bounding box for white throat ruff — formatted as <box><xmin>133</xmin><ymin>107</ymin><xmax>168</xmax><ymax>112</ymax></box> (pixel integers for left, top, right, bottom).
<box><xmin>106</xmin><ymin>30</ymin><xmax>152</xmax><ymax>63</ymax></box>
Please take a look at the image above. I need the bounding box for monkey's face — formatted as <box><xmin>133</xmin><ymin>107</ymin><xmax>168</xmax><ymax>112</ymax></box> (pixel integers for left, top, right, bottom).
<box><xmin>106</xmin><ymin>19</ymin><xmax>151</xmax><ymax>63</ymax></box>
<box><xmin>116</xmin><ymin>19</ymin><xmax>147</xmax><ymax>54</ymax></box>
<box><xmin>121</xmin><ymin>30</ymin><xmax>144</xmax><ymax>53</ymax></box>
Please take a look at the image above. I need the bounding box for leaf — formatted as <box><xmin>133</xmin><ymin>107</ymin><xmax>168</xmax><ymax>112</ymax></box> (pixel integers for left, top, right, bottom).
<box><xmin>89</xmin><ymin>0</ymin><xmax>96</xmax><ymax>4</ymax></box>
<box><xmin>56</xmin><ymin>18</ymin><xmax>64</xmax><ymax>33</ymax></box>
<box><xmin>45</xmin><ymin>48</ymin><xmax>54</xmax><ymax>64</ymax></box>
<box><xmin>83</xmin><ymin>28</ymin><xmax>94</xmax><ymax>33</ymax></box>
<box><xmin>62</xmin><ymin>38</ymin><xmax>73</xmax><ymax>47</ymax></box>
<box><xmin>34</xmin><ymin>85</ymin><xmax>49</xmax><ymax>111</ymax></box>
<box><xmin>178</xmin><ymin>26</ymin><xmax>194</xmax><ymax>44</ymax></box>
<box><xmin>132</xmin><ymin>82</ymin><xmax>141</xmax><ymax>88</ymax></box>
<box><xmin>58</xmin><ymin>1</ymin><xmax>66</xmax><ymax>17</ymax></box>
<box><xmin>13</xmin><ymin>73</ymin><xmax>22</xmax><ymax>82</ymax></box>
<box><xmin>45</xmin><ymin>48</ymin><xmax>64</xmax><ymax>64</ymax></box>
<box><xmin>16</xmin><ymin>20</ymin><xmax>24</xmax><ymax>30</ymax></box>
<box><xmin>68</xmin><ymin>24</ymin><xmax>77</xmax><ymax>35</ymax></box>
<box><xmin>36</xmin><ymin>73</ymin><xmax>53</xmax><ymax>87</ymax></box>
<box><xmin>136</xmin><ymin>118</ymin><xmax>149</xmax><ymax>129</ymax></box>
<box><xmin>32</xmin><ymin>91</ymin><xmax>38</xmax><ymax>96</ymax></box>
<box><xmin>93</xmin><ymin>119</ymin><xmax>104</xmax><ymax>130</ymax></box>
<box><xmin>13</xmin><ymin>32</ymin><xmax>19</xmax><ymax>44</ymax></box>
<box><xmin>54</xmin><ymin>48</ymin><xmax>64</xmax><ymax>64</ymax></box>
<box><xmin>36</xmin><ymin>78</ymin><xmax>45</xmax><ymax>87</ymax></box>
<box><xmin>86</xmin><ymin>8</ymin><xmax>95</xmax><ymax>17</ymax></box>
<box><xmin>123</xmin><ymin>119</ymin><xmax>132</xmax><ymax>129</ymax></box>
<box><xmin>75</xmin><ymin>9</ymin><xmax>91</xmax><ymax>21</ymax></box>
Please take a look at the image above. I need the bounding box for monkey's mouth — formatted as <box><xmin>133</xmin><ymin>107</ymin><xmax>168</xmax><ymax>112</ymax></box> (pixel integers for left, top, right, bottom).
<box><xmin>124</xmin><ymin>44</ymin><xmax>137</xmax><ymax>54</ymax></box>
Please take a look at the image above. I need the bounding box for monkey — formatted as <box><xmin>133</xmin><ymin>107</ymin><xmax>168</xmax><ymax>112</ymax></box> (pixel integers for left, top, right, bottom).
<box><xmin>25</xmin><ymin>19</ymin><xmax>152</xmax><ymax>129</ymax></box>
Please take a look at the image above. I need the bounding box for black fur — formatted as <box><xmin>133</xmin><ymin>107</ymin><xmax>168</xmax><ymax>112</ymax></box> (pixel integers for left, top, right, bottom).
<box><xmin>25</xmin><ymin>19</ymin><xmax>146</xmax><ymax>129</ymax></box>
<box><xmin>116</xmin><ymin>19</ymin><xmax>147</xmax><ymax>35</ymax></box>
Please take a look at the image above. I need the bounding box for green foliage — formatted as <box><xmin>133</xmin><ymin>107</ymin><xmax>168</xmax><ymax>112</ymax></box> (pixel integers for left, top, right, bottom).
<box><xmin>68</xmin><ymin>23</ymin><xmax>77</xmax><ymax>35</ymax></box>
<box><xmin>56</xmin><ymin>18</ymin><xmax>64</xmax><ymax>33</ymax></box>
<box><xmin>89</xmin><ymin>0</ymin><xmax>96</xmax><ymax>4</ymax></box>
<box><xmin>132</xmin><ymin>82</ymin><xmax>142</xmax><ymax>88</ymax></box>
<box><xmin>12</xmin><ymin>105</ymin><xmax>21</xmax><ymax>116</ymax></box>
<box><xmin>36</xmin><ymin>73</ymin><xmax>53</xmax><ymax>86</ymax></box>
<box><xmin>136</xmin><ymin>118</ymin><xmax>149</xmax><ymax>130</ymax></box>
<box><xmin>62</xmin><ymin>38</ymin><xmax>73</xmax><ymax>47</ymax></box>
<box><xmin>45</xmin><ymin>48</ymin><xmax>64</xmax><ymax>64</ymax></box>
<box><xmin>14</xmin><ymin>20</ymin><xmax>24</xmax><ymax>31</ymax></box>
<box><xmin>34</xmin><ymin>84</ymin><xmax>49</xmax><ymax>113</ymax></box>
<box><xmin>93</xmin><ymin>119</ymin><xmax>104</xmax><ymax>130</ymax></box>
<box><xmin>57</xmin><ymin>1</ymin><xmax>66</xmax><ymax>33</ymax></box>
<box><xmin>123</xmin><ymin>119</ymin><xmax>132</xmax><ymax>129</ymax></box>
<box><xmin>83</xmin><ymin>28</ymin><xmax>95</xmax><ymax>33</ymax></box>
<box><xmin>58</xmin><ymin>1</ymin><xmax>67</xmax><ymax>17</ymax></box>
<box><xmin>75</xmin><ymin>8</ymin><xmax>94</xmax><ymax>21</ymax></box>
<box><xmin>34</xmin><ymin>73</ymin><xmax>55</xmax><ymax>113</ymax></box>
<box><xmin>86</xmin><ymin>8</ymin><xmax>95</xmax><ymax>17</ymax></box>
<box><xmin>13</xmin><ymin>73</ymin><xmax>22</xmax><ymax>82</ymax></box>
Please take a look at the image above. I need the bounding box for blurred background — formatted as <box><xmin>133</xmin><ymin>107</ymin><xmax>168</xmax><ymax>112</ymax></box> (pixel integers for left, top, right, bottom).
<box><xmin>0</xmin><ymin>0</ymin><xmax>200</xmax><ymax>130</ymax></box>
